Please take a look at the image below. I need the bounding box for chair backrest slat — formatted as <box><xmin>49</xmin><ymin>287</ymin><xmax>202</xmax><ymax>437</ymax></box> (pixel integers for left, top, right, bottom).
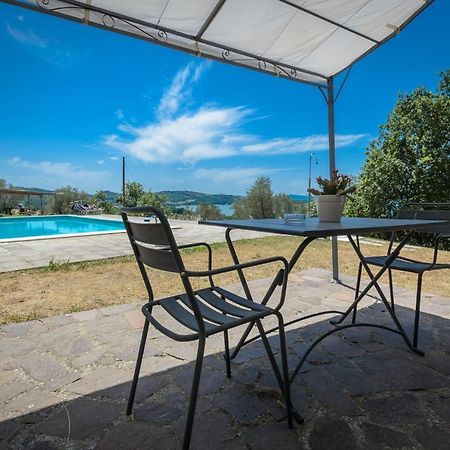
<box><xmin>398</xmin><ymin>204</ymin><xmax>450</xmax><ymax>233</ymax></box>
<box><xmin>126</xmin><ymin>221</ymin><xmax>171</xmax><ymax>246</ymax></box>
<box><xmin>121</xmin><ymin>208</ymin><xmax>184</xmax><ymax>274</ymax></box>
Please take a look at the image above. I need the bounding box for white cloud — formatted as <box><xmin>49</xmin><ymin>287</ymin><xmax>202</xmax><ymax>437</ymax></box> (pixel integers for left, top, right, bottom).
<box><xmin>96</xmin><ymin>160</ymin><xmax>105</xmax><ymax>165</ymax></box>
<box><xmin>105</xmin><ymin>62</ymin><xmax>369</xmax><ymax>165</ymax></box>
<box><xmin>108</xmin><ymin>156</ymin><xmax>119</xmax><ymax>161</ymax></box>
<box><xmin>157</xmin><ymin>61</ymin><xmax>210</xmax><ymax>120</ymax></box>
<box><xmin>8</xmin><ymin>157</ymin><xmax>107</xmax><ymax>184</ymax></box>
<box><xmin>6</xmin><ymin>24</ymin><xmax>48</xmax><ymax>48</ymax></box>
<box><xmin>194</xmin><ymin>167</ymin><xmax>290</xmax><ymax>183</ymax></box>
<box><xmin>106</xmin><ymin>107</ymin><xmax>251</xmax><ymax>164</ymax></box>
<box><xmin>242</xmin><ymin>134</ymin><xmax>369</xmax><ymax>155</ymax></box>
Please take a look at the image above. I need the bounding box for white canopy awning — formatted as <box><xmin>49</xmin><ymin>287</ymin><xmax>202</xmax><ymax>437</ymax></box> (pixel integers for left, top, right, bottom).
<box><xmin>6</xmin><ymin>0</ymin><xmax>432</xmax><ymax>87</ymax></box>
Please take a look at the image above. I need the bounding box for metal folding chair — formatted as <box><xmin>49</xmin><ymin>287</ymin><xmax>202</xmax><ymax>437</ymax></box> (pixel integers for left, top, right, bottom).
<box><xmin>353</xmin><ymin>203</ymin><xmax>450</xmax><ymax>347</ymax></box>
<box><xmin>121</xmin><ymin>206</ymin><xmax>293</xmax><ymax>449</ymax></box>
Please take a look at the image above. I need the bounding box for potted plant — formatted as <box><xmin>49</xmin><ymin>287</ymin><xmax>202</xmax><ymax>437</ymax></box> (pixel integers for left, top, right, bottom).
<box><xmin>308</xmin><ymin>170</ymin><xmax>355</xmax><ymax>222</ymax></box>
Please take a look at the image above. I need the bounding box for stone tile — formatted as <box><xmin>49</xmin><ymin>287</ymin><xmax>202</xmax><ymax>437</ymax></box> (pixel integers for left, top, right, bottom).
<box><xmin>32</xmin><ymin>397</ymin><xmax>123</xmax><ymax>440</ymax></box>
<box><xmin>4</xmin><ymin>389</ymin><xmax>60</xmax><ymax>414</ymax></box>
<box><xmin>96</xmin><ymin>421</ymin><xmax>179</xmax><ymax>450</ymax></box>
<box><xmin>64</xmin><ymin>366</ymin><xmax>131</xmax><ymax>397</ymax></box>
<box><xmin>0</xmin><ymin>370</ymin><xmax>17</xmax><ymax>385</ymax></box>
<box><xmin>72</xmin><ymin>309</ymin><xmax>99</xmax><ymax>321</ymax></box>
<box><xmin>418</xmin><ymin>350</ymin><xmax>450</xmax><ymax>376</ymax></box>
<box><xmin>355</xmin><ymin>353</ymin><xmax>449</xmax><ymax>392</ymax></box>
<box><xmin>424</xmin><ymin>392</ymin><xmax>450</xmax><ymax>423</ymax></box>
<box><xmin>133</xmin><ymin>396</ymin><xmax>185</xmax><ymax>427</ymax></box>
<box><xmin>124</xmin><ymin>310</ymin><xmax>145</xmax><ymax>330</ymax></box>
<box><xmin>69</xmin><ymin>348</ymin><xmax>108</xmax><ymax>369</ymax></box>
<box><xmin>216</xmin><ymin>385</ymin><xmax>266</xmax><ymax>424</ymax></box>
<box><xmin>325</xmin><ymin>360</ymin><xmax>388</xmax><ymax>396</ymax></box>
<box><xmin>308</xmin><ymin>416</ymin><xmax>357</xmax><ymax>450</ymax></box>
<box><xmin>359</xmin><ymin>393</ymin><xmax>424</xmax><ymax>427</ymax></box>
<box><xmin>360</xmin><ymin>422</ymin><xmax>414</xmax><ymax>449</ymax></box>
<box><xmin>413</xmin><ymin>424</ymin><xmax>450</xmax><ymax>449</ymax></box>
<box><xmin>0</xmin><ymin>380</ymin><xmax>34</xmax><ymax>404</ymax></box>
<box><xmin>0</xmin><ymin>419</ymin><xmax>22</xmax><ymax>448</ymax></box>
<box><xmin>174</xmin><ymin>366</ymin><xmax>225</xmax><ymax>397</ymax></box>
<box><xmin>300</xmin><ymin>371</ymin><xmax>363</xmax><ymax>416</ymax></box>
<box><xmin>243</xmin><ymin>421</ymin><xmax>303</xmax><ymax>449</ymax></box>
<box><xmin>16</xmin><ymin>352</ymin><xmax>69</xmax><ymax>383</ymax></box>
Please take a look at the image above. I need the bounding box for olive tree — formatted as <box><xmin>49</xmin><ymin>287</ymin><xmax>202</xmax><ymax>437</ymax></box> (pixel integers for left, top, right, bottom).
<box><xmin>347</xmin><ymin>70</ymin><xmax>450</xmax><ymax>219</ymax></box>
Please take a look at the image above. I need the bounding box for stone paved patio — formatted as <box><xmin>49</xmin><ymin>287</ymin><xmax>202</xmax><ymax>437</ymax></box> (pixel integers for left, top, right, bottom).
<box><xmin>1</xmin><ymin>268</ymin><xmax>449</xmax><ymax>449</ymax></box>
<box><xmin>0</xmin><ymin>218</ymin><xmax>267</xmax><ymax>272</ymax></box>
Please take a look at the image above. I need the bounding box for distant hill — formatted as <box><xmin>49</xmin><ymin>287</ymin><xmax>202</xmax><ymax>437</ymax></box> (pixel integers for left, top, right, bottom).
<box><xmin>8</xmin><ymin>186</ymin><xmax>306</xmax><ymax>210</ymax></box>
<box><xmin>157</xmin><ymin>190</ymin><xmax>241</xmax><ymax>206</ymax></box>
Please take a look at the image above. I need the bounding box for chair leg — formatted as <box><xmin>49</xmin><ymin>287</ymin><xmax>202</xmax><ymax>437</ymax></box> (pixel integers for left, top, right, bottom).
<box><xmin>388</xmin><ymin>268</ymin><xmax>395</xmax><ymax>312</ymax></box>
<box><xmin>223</xmin><ymin>330</ymin><xmax>232</xmax><ymax>378</ymax></box>
<box><xmin>352</xmin><ymin>262</ymin><xmax>362</xmax><ymax>324</ymax></box>
<box><xmin>183</xmin><ymin>338</ymin><xmax>205</xmax><ymax>450</ymax></box>
<box><xmin>413</xmin><ymin>274</ymin><xmax>424</xmax><ymax>348</ymax></box>
<box><xmin>276</xmin><ymin>313</ymin><xmax>294</xmax><ymax>429</ymax></box>
<box><xmin>127</xmin><ymin>319</ymin><xmax>149</xmax><ymax>415</ymax></box>
<box><xmin>256</xmin><ymin>318</ymin><xmax>295</xmax><ymax>428</ymax></box>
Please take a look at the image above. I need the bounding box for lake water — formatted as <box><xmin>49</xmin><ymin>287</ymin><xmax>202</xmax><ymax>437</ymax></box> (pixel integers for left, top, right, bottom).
<box><xmin>184</xmin><ymin>204</ymin><xmax>234</xmax><ymax>216</ymax></box>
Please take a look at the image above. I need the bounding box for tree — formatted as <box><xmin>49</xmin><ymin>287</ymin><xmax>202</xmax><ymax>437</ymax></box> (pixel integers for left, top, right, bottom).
<box><xmin>121</xmin><ymin>181</ymin><xmax>170</xmax><ymax>214</ymax></box>
<box><xmin>0</xmin><ymin>179</ymin><xmax>20</xmax><ymax>214</ymax></box>
<box><xmin>123</xmin><ymin>181</ymin><xmax>146</xmax><ymax>207</ymax></box>
<box><xmin>196</xmin><ymin>203</ymin><xmax>224</xmax><ymax>220</ymax></box>
<box><xmin>93</xmin><ymin>190</ymin><xmax>115</xmax><ymax>214</ymax></box>
<box><xmin>235</xmin><ymin>176</ymin><xmax>275</xmax><ymax>219</ymax></box>
<box><xmin>347</xmin><ymin>70</ymin><xmax>450</xmax><ymax>219</ymax></box>
<box><xmin>49</xmin><ymin>186</ymin><xmax>90</xmax><ymax>214</ymax></box>
<box><xmin>273</xmin><ymin>193</ymin><xmax>296</xmax><ymax>217</ymax></box>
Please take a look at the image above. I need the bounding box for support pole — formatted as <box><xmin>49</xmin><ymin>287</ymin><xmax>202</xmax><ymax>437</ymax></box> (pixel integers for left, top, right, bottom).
<box><xmin>122</xmin><ymin>156</ymin><xmax>126</xmax><ymax>207</ymax></box>
<box><xmin>327</xmin><ymin>78</ymin><xmax>339</xmax><ymax>282</ymax></box>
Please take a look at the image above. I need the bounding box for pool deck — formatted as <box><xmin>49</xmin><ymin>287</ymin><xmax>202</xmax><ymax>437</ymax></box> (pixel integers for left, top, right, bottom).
<box><xmin>0</xmin><ymin>216</ymin><xmax>268</xmax><ymax>273</ymax></box>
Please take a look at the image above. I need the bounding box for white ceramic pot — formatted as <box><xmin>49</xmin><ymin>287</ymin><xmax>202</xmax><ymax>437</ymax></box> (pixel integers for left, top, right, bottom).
<box><xmin>316</xmin><ymin>195</ymin><xmax>346</xmax><ymax>222</ymax></box>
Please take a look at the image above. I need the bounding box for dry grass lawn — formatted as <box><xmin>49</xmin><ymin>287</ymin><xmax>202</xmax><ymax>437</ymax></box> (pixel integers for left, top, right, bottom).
<box><xmin>0</xmin><ymin>236</ymin><xmax>448</xmax><ymax>324</ymax></box>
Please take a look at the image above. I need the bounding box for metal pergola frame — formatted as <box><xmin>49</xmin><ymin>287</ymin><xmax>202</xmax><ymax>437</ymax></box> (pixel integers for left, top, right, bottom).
<box><xmin>0</xmin><ymin>188</ymin><xmax>62</xmax><ymax>214</ymax></box>
<box><xmin>1</xmin><ymin>0</ymin><xmax>435</xmax><ymax>280</ymax></box>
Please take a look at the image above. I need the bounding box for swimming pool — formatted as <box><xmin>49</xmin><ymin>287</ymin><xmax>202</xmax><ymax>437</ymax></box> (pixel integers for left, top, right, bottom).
<box><xmin>0</xmin><ymin>215</ymin><xmax>125</xmax><ymax>241</ymax></box>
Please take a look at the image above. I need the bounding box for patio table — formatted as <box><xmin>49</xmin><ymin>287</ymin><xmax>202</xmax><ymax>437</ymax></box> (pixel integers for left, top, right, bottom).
<box><xmin>199</xmin><ymin>217</ymin><xmax>449</xmax><ymax>385</ymax></box>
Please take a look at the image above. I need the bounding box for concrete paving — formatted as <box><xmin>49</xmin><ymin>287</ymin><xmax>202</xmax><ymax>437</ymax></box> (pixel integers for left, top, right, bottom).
<box><xmin>1</xmin><ymin>269</ymin><xmax>449</xmax><ymax>449</ymax></box>
<box><xmin>0</xmin><ymin>219</ymin><xmax>269</xmax><ymax>273</ymax></box>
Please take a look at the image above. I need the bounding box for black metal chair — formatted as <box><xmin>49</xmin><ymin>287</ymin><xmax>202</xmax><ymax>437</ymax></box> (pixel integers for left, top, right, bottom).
<box><xmin>121</xmin><ymin>206</ymin><xmax>293</xmax><ymax>449</ymax></box>
<box><xmin>353</xmin><ymin>203</ymin><xmax>450</xmax><ymax>347</ymax></box>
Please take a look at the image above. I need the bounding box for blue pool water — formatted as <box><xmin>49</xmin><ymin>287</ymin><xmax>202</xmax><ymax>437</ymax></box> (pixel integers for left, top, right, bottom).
<box><xmin>0</xmin><ymin>215</ymin><xmax>125</xmax><ymax>239</ymax></box>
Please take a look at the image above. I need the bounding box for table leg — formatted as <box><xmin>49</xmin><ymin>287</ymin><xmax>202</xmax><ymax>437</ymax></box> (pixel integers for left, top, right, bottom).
<box><xmin>289</xmin><ymin>230</ymin><xmax>424</xmax><ymax>384</ymax></box>
<box><xmin>226</xmin><ymin>234</ymin><xmax>340</xmax><ymax>360</ymax></box>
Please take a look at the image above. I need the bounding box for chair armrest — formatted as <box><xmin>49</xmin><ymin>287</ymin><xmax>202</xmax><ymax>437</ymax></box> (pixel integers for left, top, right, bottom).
<box><xmin>177</xmin><ymin>242</ymin><xmax>213</xmax><ymax>284</ymax></box>
<box><xmin>183</xmin><ymin>256</ymin><xmax>289</xmax><ymax>311</ymax></box>
<box><xmin>431</xmin><ymin>233</ymin><xmax>450</xmax><ymax>268</ymax></box>
<box><xmin>182</xmin><ymin>255</ymin><xmax>288</xmax><ymax>278</ymax></box>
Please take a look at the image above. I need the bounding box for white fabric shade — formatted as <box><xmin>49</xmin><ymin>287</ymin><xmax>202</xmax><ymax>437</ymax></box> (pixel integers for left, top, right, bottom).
<box><xmin>10</xmin><ymin>0</ymin><xmax>432</xmax><ymax>87</ymax></box>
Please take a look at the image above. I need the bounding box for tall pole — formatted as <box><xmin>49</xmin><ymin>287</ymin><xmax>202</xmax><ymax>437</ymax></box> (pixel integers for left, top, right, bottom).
<box><xmin>308</xmin><ymin>152</ymin><xmax>315</xmax><ymax>216</ymax></box>
<box><xmin>327</xmin><ymin>77</ymin><xmax>339</xmax><ymax>282</ymax></box>
<box><xmin>122</xmin><ymin>156</ymin><xmax>126</xmax><ymax>207</ymax></box>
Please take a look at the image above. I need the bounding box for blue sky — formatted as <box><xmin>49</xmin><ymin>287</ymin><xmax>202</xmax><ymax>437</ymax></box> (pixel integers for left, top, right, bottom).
<box><xmin>0</xmin><ymin>1</ymin><xmax>448</xmax><ymax>196</ymax></box>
